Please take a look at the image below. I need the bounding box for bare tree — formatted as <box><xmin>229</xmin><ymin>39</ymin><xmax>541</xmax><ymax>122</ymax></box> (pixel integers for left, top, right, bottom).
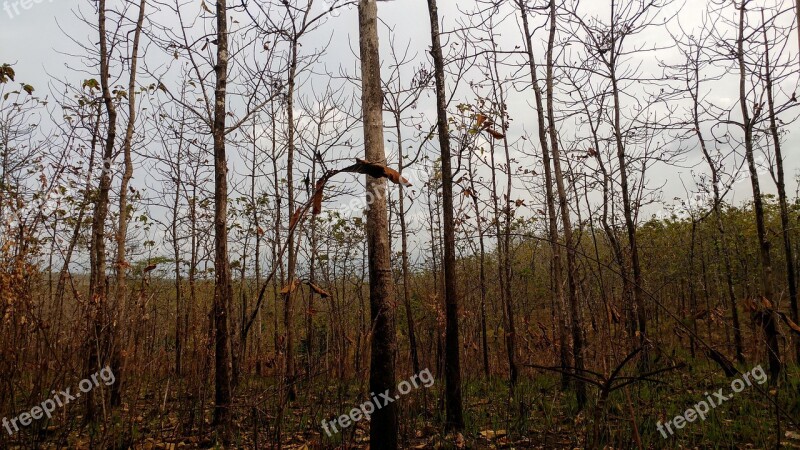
<box><xmin>426</xmin><ymin>0</ymin><xmax>464</xmax><ymax>432</ymax></box>
<box><xmin>359</xmin><ymin>0</ymin><xmax>399</xmax><ymax>446</ymax></box>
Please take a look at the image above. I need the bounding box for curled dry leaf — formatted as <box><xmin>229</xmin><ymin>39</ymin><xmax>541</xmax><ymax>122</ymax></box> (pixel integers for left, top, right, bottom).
<box><xmin>345</xmin><ymin>158</ymin><xmax>411</xmax><ymax>186</ymax></box>
<box><xmin>475</xmin><ymin>112</ymin><xmax>505</xmax><ymax>139</ymax></box>
<box><xmin>289</xmin><ymin>209</ymin><xmax>304</xmax><ymax>229</ymax></box>
<box><xmin>306</xmin><ymin>281</ymin><xmax>331</xmax><ymax>298</ymax></box>
<box><xmin>312</xmin><ymin>178</ymin><xmax>326</xmax><ymax>215</ymax></box>
<box><xmin>280</xmin><ymin>278</ymin><xmax>300</xmax><ymax>295</ymax></box>
<box><xmin>777</xmin><ymin>312</ymin><xmax>800</xmax><ymax>336</ymax></box>
<box><xmin>311</xmin><ymin>158</ymin><xmax>411</xmax><ymax>217</ymax></box>
<box><xmin>484</xmin><ymin>128</ymin><xmax>506</xmax><ymax>139</ymax></box>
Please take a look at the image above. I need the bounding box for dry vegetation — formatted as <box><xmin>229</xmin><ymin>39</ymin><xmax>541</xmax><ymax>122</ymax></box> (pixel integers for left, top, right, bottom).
<box><xmin>1</xmin><ymin>0</ymin><xmax>800</xmax><ymax>448</ymax></box>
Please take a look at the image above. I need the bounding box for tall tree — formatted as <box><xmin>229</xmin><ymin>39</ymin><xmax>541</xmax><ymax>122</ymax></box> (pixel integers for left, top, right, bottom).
<box><xmin>760</xmin><ymin>8</ymin><xmax>799</xmax><ymax>363</ymax></box>
<box><xmin>545</xmin><ymin>0</ymin><xmax>586</xmax><ymax>407</ymax></box>
<box><xmin>86</xmin><ymin>0</ymin><xmax>117</xmax><ymax>422</ymax></box>
<box><xmin>211</xmin><ymin>0</ymin><xmax>233</xmax><ymax>437</ymax></box>
<box><xmin>517</xmin><ymin>0</ymin><xmax>571</xmax><ymax>390</ymax></box>
<box><xmin>359</xmin><ymin>0</ymin><xmax>399</xmax><ymax>447</ymax></box>
<box><xmin>111</xmin><ymin>0</ymin><xmax>147</xmax><ymax>408</ymax></box>
<box><xmin>735</xmin><ymin>0</ymin><xmax>781</xmax><ymax>379</ymax></box>
<box><xmin>426</xmin><ymin>0</ymin><xmax>464</xmax><ymax>431</ymax></box>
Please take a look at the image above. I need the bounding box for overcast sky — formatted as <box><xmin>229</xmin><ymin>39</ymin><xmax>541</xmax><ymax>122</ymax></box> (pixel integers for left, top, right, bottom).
<box><xmin>2</xmin><ymin>0</ymin><xmax>799</xmax><ymax>256</ymax></box>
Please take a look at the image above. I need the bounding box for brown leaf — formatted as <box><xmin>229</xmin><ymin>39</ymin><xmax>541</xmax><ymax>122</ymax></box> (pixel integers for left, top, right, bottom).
<box><xmin>306</xmin><ymin>281</ymin><xmax>331</xmax><ymax>298</ymax></box>
<box><xmin>280</xmin><ymin>278</ymin><xmax>300</xmax><ymax>295</ymax></box>
<box><xmin>343</xmin><ymin>159</ymin><xmax>411</xmax><ymax>186</ymax></box>
<box><xmin>312</xmin><ymin>178</ymin><xmax>327</xmax><ymax>215</ymax></box>
<box><xmin>777</xmin><ymin>312</ymin><xmax>800</xmax><ymax>336</ymax></box>
<box><xmin>289</xmin><ymin>209</ymin><xmax>304</xmax><ymax>229</ymax></box>
<box><xmin>484</xmin><ymin>128</ymin><xmax>505</xmax><ymax>139</ymax></box>
<box><xmin>143</xmin><ymin>264</ymin><xmax>157</xmax><ymax>273</ymax></box>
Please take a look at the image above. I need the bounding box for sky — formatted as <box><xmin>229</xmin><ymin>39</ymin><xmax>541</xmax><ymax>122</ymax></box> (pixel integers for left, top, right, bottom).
<box><xmin>1</xmin><ymin>0</ymin><xmax>799</xmax><ymax>266</ymax></box>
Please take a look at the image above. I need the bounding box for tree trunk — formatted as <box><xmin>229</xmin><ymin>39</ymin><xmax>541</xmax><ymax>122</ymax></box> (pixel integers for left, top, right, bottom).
<box><xmin>609</xmin><ymin>0</ymin><xmax>647</xmax><ymax>354</ymax></box>
<box><xmin>110</xmin><ymin>0</ymin><xmax>146</xmax><ymax>408</ymax></box>
<box><xmin>545</xmin><ymin>0</ymin><xmax>586</xmax><ymax>407</ymax></box>
<box><xmin>518</xmin><ymin>0</ymin><xmax>570</xmax><ymax>390</ymax></box>
<box><xmin>467</xmin><ymin>144</ymin><xmax>490</xmax><ymax>379</ymax></box>
<box><xmin>737</xmin><ymin>2</ymin><xmax>781</xmax><ymax>379</ymax></box>
<box><xmin>283</xmin><ymin>34</ymin><xmax>300</xmax><ymax>404</ymax></box>
<box><xmin>358</xmin><ymin>1</ymin><xmax>399</xmax><ymax>447</ymax></box>
<box><xmin>426</xmin><ymin>0</ymin><xmax>464</xmax><ymax>431</ymax></box>
<box><xmin>689</xmin><ymin>52</ymin><xmax>746</xmax><ymax>364</ymax></box>
<box><xmin>86</xmin><ymin>0</ymin><xmax>117</xmax><ymax>422</ymax></box>
<box><xmin>212</xmin><ymin>0</ymin><xmax>233</xmax><ymax>437</ymax></box>
<box><xmin>396</xmin><ymin>115</ymin><xmax>420</xmax><ymax>375</ymax></box>
<box><xmin>762</xmin><ymin>19</ymin><xmax>799</xmax><ymax>363</ymax></box>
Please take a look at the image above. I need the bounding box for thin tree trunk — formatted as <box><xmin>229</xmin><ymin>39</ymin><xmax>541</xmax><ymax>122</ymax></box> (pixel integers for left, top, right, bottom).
<box><xmin>86</xmin><ymin>0</ymin><xmax>117</xmax><ymax>422</ymax></box>
<box><xmin>212</xmin><ymin>0</ymin><xmax>233</xmax><ymax>437</ymax></box>
<box><xmin>762</xmin><ymin>17</ymin><xmax>799</xmax><ymax>363</ymax></box>
<box><xmin>110</xmin><ymin>0</ymin><xmax>146</xmax><ymax>408</ymax></box>
<box><xmin>426</xmin><ymin>0</ymin><xmax>464</xmax><ymax>431</ymax></box>
<box><xmin>689</xmin><ymin>55</ymin><xmax>745</xmax><ymax>364</ymax></box>
<box><xmin>283</xmin><ymin>34</ymin><xmax>299</xmax><ymax>404</ymax></box>
<box><xmin>468</xmin><ymin>146</ymin><xmax>490</xmax><ymax>378</ymax></box>
<box><xmin>737</xmin><ymin>1</ymin><xmax>781</xmax><ymax>379</ymax></box>
<box><xmin>517</xmin><ymin>0</ymin><xmax>570</xmax><ymax>389</ymax></box>
<box><xmin>546</xmin><ymin>0</ymin><xmax>585</xmax><ymax>406</ymax></box>
<box><xmin>609</xmin><ymin>0</ymin><xmax>646</xmax><ymax>353</ymax></box>
<box><xmin>396</xmin><ymin>115</ymin><xmax>420</xmax><ymax>375</ymax></box>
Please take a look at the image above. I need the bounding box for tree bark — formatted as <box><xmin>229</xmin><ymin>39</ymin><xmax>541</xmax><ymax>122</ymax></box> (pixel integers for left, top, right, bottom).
<box><xmin>545</xmin><ymin>0</ymin><xmax>586</xmax><ymax>407</ymax></box>
<box><xmin>358</xmin><ymin>1</ymin><xmax>399</xmax><ymax>447</ymax></box>
<box><xmin>737</xmin><ymin>1</ymin><xmax>781</xmax><ymax>379</ymax></box>
<box><xmin>86</xmin><ymin>0</ymin><xmax>117</xmax><ymax>422</ymax></box>
<box><xmin>426</xmin><ymin>0</ymin><xmax>464</xmax><ymax>431</ymax></box>
<box><xmin>396</xmin><ymin>115</ymin><xmax>420</xmax><ymax>375</ymax></box>
<box><xmin>212</xmin><ymin>0</ymin><xmax>233</xmax><ymax>437</ymax></box>
<box><xmin>110</xmin><ymin>0</ymin><xmax>146</xmax><ymax>408</ymax></box>
<box><xmin>518</xmin><ymin>0</ymin><xmax>570</xmax><ymax>389</ymax></box>
<box><xmin>762</xmin><ymin>17</ymin><xmax>799</xmax><ymax>363</ymax></box>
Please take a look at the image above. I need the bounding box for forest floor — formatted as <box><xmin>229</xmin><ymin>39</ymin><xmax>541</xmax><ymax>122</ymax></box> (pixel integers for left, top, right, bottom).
<box><xmin>13</xmin><ymin>360</ymin><xmax>800</xmax><ymax>449</ymax></box>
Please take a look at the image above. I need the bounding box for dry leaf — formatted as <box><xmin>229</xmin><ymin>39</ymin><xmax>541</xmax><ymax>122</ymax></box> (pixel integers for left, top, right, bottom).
<box><xmin>306</xmin><ymin>281</ymin><xmax>331</xmax><ymax>298</ymax></box>
<box><xmin>346</xmin><ymin>158</ymin><xmax>411</xmax><ymax>186</ymax></box>
<box><xmin>480</xmin><ymin>429</ymin><xmax>508</xmax><ymax>439</ymax></box>
<box><xmin>280</xmin><ymin>278</ymin><xmax>300</xmax><ymax>295</ymax></box>
<box><xmin>777</xmin><ymin>312</ymin><xmax>800</xmax><ymax>336</ymax></box>
<box><xmin>484</xmin><ymin>128</ymin><xmax>505</xmax><ymax>139</ymax></box>
<box><xmin>289</xmin><ymin>209</ymin><xmax>304</xmax><ymax>229</ymax></box>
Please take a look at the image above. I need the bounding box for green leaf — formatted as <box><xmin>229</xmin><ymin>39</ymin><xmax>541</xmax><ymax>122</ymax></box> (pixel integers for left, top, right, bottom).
<box><xmin>0</xmin><ymin>64</ymin><xmax>15</xmax><ymax>83</ymax></box>
<box><xmin>82</xmin><ymin>78</ymin><xmax>100</xmax><ymax>90</ymax></box>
